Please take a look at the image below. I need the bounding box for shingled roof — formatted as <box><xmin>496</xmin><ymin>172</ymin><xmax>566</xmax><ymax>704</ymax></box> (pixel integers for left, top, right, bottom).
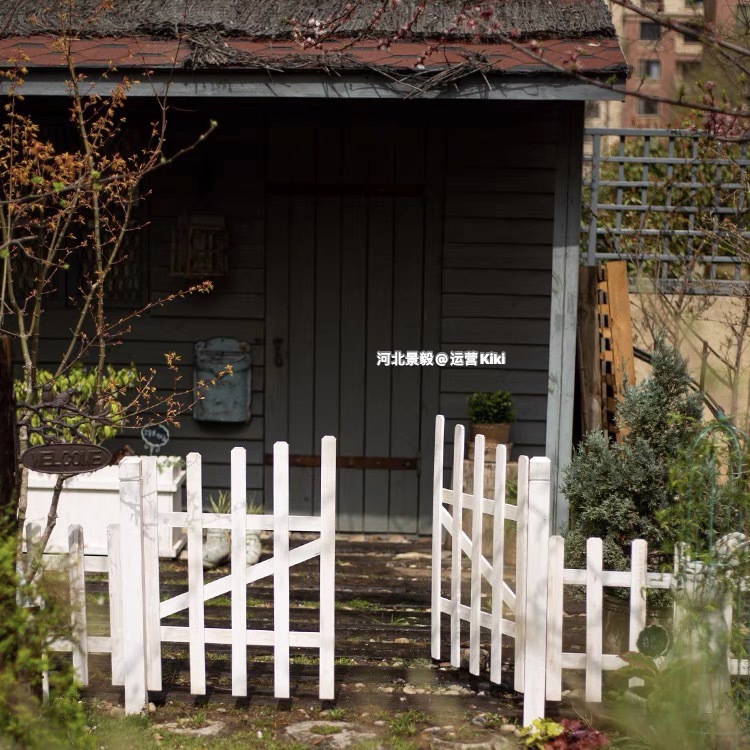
<box><xmin>0</xmin><ymin>1</ymin><xmax>626</xmax><ymax>77</ymax></box>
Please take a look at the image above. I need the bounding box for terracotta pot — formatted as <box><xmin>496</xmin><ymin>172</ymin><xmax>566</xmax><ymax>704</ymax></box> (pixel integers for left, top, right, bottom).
<box><xmin>470</xmin><ymin>422</ymin><xmax>511</xmax><ymax>446</ymax></box>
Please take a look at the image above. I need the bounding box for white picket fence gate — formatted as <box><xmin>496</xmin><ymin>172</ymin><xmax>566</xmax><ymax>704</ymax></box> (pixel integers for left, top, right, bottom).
<box><xmin>432</xmin><ymin>415</ymin><xmax>750</xmax><ymax>724</ymax></box>
<box><xmin>26</xmin><ymin>438</ymin><xmax>337</xmax><ymax>714</ymax></box>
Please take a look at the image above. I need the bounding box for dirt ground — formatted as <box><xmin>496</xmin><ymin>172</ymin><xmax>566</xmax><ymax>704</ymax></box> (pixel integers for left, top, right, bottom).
<box><xmin>75</xmin><ymin>535</ymin><xmax>591</xmax><ymax>749</ymax></box>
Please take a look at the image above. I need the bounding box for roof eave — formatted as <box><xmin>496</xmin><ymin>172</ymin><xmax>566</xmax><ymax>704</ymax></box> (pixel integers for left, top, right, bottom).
<box><xmin>0</xmin><ymin>67</ymin><xmax>627</xmax><ymax>100</ymax></box>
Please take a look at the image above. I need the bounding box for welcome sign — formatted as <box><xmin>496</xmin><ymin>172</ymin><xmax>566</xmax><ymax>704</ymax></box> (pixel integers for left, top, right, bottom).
<box><xmin>21</xmin><ymin>443</ymin><xmax>111</xmax><ymax>475</ymax></box>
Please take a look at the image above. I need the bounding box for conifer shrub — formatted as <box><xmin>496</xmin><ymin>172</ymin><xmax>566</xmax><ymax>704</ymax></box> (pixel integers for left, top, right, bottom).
<box><xmin>562</xmin><ymin>338</ymin><xmax>704</xmax><ymax>599</ymax></box>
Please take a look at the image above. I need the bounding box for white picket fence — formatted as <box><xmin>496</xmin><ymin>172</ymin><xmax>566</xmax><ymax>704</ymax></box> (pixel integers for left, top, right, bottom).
<box><xmin>26</xmin><ymin>438</ymin><xmax>337</xmax><ymax>714</ymax></box>
<box><xmin>431</xmin><ymin>415</ymin><xmax>554</xmax><ymax>724</ymax></box>
<box><xmin>432</xmin><ymin>415</ymin><xmax>749</xmax><ymax>724</ymax></box>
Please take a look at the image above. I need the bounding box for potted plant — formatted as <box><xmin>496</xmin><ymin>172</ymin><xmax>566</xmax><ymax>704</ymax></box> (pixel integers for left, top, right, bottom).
<box><xmin>467</xmin><ymin>390</ymin><xmax>515</xmax><ymax>456</ymax></box>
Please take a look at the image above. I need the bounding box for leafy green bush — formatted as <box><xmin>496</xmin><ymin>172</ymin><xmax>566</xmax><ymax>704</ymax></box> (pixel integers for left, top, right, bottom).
<box><xmin>467</xmin><ymin>390</ymin><xmax>514</xmax><ymax>424</ymax></box>
<box><xmin>562</xmin><ymin>338</ymin><xmax>703</xmax><ymax>600</ymax></box>
<box><xmin>0</xmin><ymin>533</ymin><xmax>93</xmax><ymax>749</ymax></box>
<box><xmin>14</xmin><ymin>363</ymin><xmax>137</xmax><ymax>446</ymax></box>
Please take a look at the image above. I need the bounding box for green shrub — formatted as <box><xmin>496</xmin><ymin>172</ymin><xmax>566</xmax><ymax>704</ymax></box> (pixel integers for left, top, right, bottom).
<box><xmin>562</xmin><ymin>338</ymin><xmax>703</xmax><ymax>601</ymax></box>
<box><xmin>467</xmin><ymin>391</ymin><xmax>514</xmax><ymax>424</ymax></box>
<box><xmin>0</xmin><ymin>533</ymin><xmax>93</xmax><ymax>749</ymax></box>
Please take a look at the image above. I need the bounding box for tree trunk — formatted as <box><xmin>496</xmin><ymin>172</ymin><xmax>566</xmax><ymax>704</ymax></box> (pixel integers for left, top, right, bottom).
<box><xmin>0</xmin><ymin>335</ymin><xmax>17</xmax><ymax>523</ymax></box>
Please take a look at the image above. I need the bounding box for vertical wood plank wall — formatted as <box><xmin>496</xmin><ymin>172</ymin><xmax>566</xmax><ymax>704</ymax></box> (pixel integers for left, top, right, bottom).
<box><xmin>32</xmin><ymin>100</ymin><xmax>566</xmax><ymax>530</ymax></box>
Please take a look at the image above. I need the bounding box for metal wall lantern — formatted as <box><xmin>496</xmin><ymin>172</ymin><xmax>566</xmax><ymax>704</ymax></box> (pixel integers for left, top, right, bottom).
<box><xmin>171</xmin><ymin>215</ymin><xmax>228</xmax><ymax>278</ymax></box>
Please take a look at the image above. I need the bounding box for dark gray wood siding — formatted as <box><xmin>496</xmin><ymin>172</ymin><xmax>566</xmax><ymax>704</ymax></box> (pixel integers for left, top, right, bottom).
<box><xmin>438</xmin><ymin>108</ymin><xmax>556</xmax><ymax>473</ymax></box>
<box><xmin>29</xmin><ymin>100</ymin><xmax>561</xmax><ymax>526</ymax></box>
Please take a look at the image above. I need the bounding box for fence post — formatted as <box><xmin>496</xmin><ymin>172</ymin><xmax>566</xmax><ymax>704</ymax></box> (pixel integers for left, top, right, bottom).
<box><xmin>231</xmin><ymin>447</ymin><xmax>248</xmax><ymax>697</ymax></box>
<box><xmin>490</xmin><ymin>444</ymin><xmax>507</xmax><ymax>684</ymax></box>
<box><xmin>69</xmin><ymin>525</ymin><xmax>88</xmax><ymax>686</ymax></box>
<box><xmin>119</xmin><ymin>457</ymin><xmax>147</xmax><ymax>714</ymax></box>
<box><xmin>431</xmin><ymin>415</ymin><xmax>445</xmax><ymax>662</ymax></box>
<box><xmin>522</xmin><ymin>456</ymin><xmax>551</xmax><ymax>726</ymax></box>
<box><xmin>319</xmin><ymin>435</ymin><xmax>337</xmax><ymax>700</ymax></box>
<box><xmin>469</xmin><ymin>434</ymin><xmax>484</xmax><ymax>675</ymax></box>
<box><xmin>586</xmin><ymin>537</ymin><xmax>604</xmax><ymax>703</ymax></box>
<box><xmin>107</xmin><ymin>524</ymin><xmax>124</xmax><ymax>686</ymax></box>
<box><xmin>450</xmin><ymin>424</ymin><xmax>465</xmax><ymax>668</ymax></box>
<box><xmin>545</xmin><ymin>535</ymin><xmax>565</xmax><ymax>701</ymax></box>
<box><xmin>141</xmin><ymin>456</ymin><xmax>162</xmax><ymax>692</ymax></box>
<box><xmin>514</xmin><ymin>456</ymin><xmax>529</xmax><ymax>692</ymax></box>
<box><xmin>273</xmin><ymin>441</ymin><xmax>291</xmax><ymax>699</ymax></box>
<box><xmin>186</xmin><ymin>452</ymin><xmax>206</xmax><ymax>695</ymax></box>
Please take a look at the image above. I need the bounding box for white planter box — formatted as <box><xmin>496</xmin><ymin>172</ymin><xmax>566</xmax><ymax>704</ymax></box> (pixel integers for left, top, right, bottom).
<box><xmin>26</xmin><ymin>457</ymin><xmax>186</xmax><ymax>557</ymax></box>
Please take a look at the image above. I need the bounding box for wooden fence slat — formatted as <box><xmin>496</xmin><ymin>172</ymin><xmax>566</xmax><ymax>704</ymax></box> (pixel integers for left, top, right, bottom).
<box><xmin>231</xmin><ymin>447</ymin><xmax>248</xmax><ymax>697</ymax></box>
<box><xmin>25</xmin><ymin>523</ymin><xmax>49</xmax><ymax>705</ymax></box>
<box><xmin>514</xmin><ymin>455</ymin><xmax>529</xmax><ymax>693</ymax></box>
<box><xmin>586</xmin><ymin>537</ymin><xmax>604</xmax><ymax>702</ymax></box>
<box><xmin>490</xmin><ymin>443</ymin><xmax>507</xmax><ymax>684</ymax></box>
<box><xmin>431</xmin><ymin>415</ymin><xmax>445</xmax><ymax>661</ymax></box>
<box><xmin>186</xmin><ymin>452</ymin><xmax>206</xmax><ymax>695</ymax></box>
<box><xmin>522</xmin><ymin>457</ymin><xmax>551</xmax><ymax>726</ymax></box>
<box><xmin>450</xmin><ymin>424</ymin><xmax>465</xmax><ymax>668</ymax></box>
<box><xmin>629</xmin><ymin>539</ymin><xmax>648</xmax><ymax>651</ymax></box>
<box><xmin>319</xmin><ymin>435</ymin><xmax>337</xmax><ymax>700</ymax></box>
<box><xmin>107</xmin><ymin>525</ymin><xmax>124</xmax><ymax>686</ymax></box>
<box><xmin>119</xmin><ymin>457</ymin><xmax>147</xmax><ymax>714</ymax></box>
<box><xmin>69</xmin><ymin>525</ymin><xmax>88</xmax><ymax>686</ymax></box>
<box><xmin>469</xmin><ymin>434</ymin><xmax>484</xmax><ymax>675</ymax></box>
<box><xmin>546</xmin><ymin>535</ymin><xmax>564</xmax><ymax>701</ymax></box>
<box><xmin>274</xmin><ymin>441</ymin><xmax>291</xmax><ymax>699</ymax></box>
<box><xmin>141</xmin><ymin>457</ymin><xmax>162</xmax><ymax>692</ymax></box>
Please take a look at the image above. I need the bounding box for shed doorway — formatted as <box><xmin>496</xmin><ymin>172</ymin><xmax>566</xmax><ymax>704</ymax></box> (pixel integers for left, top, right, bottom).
<box><xmin>265</xmin><ymin>187</ymin><xmax>426</xmax><ymax>533</ymax></box>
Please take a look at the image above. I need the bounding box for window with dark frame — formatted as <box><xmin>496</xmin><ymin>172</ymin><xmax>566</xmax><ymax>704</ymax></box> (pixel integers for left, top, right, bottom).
<box><xmin>585</xmin><ymin>100</ymin><xmax>601</xmax><ymax>119</ymax></box>
<box><xmin>637</xmin><ymin>98</ymin><xmax>659</xmax><ymax>116</ymax></box>
<box><xmin>639</xmin><ymin>59</ymin><xmax>661</xmax><ymax>79</ymax></box>
<box><xmin>640</xmin><ymin>22</ymin><xmax>661</xmax><ymax>40</ymax></box>
<box><xmin>681</xmin><ymin>24</ymin><xmax>702</xmax><ymax>43</ymax></box>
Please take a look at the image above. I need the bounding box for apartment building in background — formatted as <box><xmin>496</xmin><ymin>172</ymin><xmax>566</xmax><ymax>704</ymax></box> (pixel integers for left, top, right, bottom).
<box><xmin>587</xmin><ymin>0</ymin><xmax>743</xmax><ymax>129</ymax></box>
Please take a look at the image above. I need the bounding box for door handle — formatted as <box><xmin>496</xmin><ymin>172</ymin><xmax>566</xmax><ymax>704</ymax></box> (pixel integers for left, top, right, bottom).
<box><xmin>273</xmin><ymin>338</ymin><xmax>284</xmax><ymax>367</ymax></box>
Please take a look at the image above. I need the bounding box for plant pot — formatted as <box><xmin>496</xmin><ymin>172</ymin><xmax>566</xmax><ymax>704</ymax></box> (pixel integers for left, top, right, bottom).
<box><xmin>203</xmin><ymin>529</ymin><xmax>231</xmax><ymax>569</ymax></box>
<box><xmin>470</xmin><ymin>422</ymin><xmax>511</xmax><ymax>446</ymax></box>
<box><xmin>469</xmin><ymin>423</ymin><xmax>511</xmax><ymax>462</ymax></box>
<box><xmin>602</xmin><ymin>594</ymin><xmax>630</xmax><ymax>655</ymax></box>
<box><xmin>25</xmin><ymin>456</ymin><xmax>185</xmax><ymax>557</ymax></box>
<box><xmin>246</xmin><ymin>530</ymin><xmax>262</xmax><ymax>565</ymax></box>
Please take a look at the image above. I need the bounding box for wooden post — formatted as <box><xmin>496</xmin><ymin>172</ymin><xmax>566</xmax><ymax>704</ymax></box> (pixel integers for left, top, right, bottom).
<box><xmin>69</xmin><ymin>525</ymin><xmax>89</xmax><ymax>686</ymax></box>
<box><xmin>119</xmin><ymin>458</ymin><xmax>147</xmax><ymax>714</ymax></box>
<box><xmin>231</xmin><ymin>447</ymin><xmax>248</xmax><ymax>698</ymax></box>
<box><xmin>577</xmin><ymin>267</ymin><xmax>602</xmax><ymax>435</ymax></box>
<box><xmin>141</xmin><ymin>457</ymin><xmax>162</xmax><ymax>692</ymax></box>
<box><xmin>522</xmin><ymin>457</ymin><xmax>551</xmax><ymax>725</ymax></box>
<box><xmin>186</xmin><ymin>453</ymin><xmax>206</xmax><ymax>695</ymax></box>
<box><xmin>585</xmin><ymin>537</ymin><xmax>604</xmax><ymax>703</ymax></box>
<box><xmin>319</xmin><ymin>435</ymin><xmax>336</xmax><ymax>700</ymax></box>
<box><xmin>273</xmin><ymin>441</ymin><xmax>291</xmax><ymax>699</ymax></box>
<box><xmin>450</xmin><ymin>425</ymin><xmax>465</xmax><ymax>669</ymax></box>
<box><xmin>0</xmin><ymin>335</ymin><xmax>17</xmax><ymax>517</ymax></box>
<box><xmin>431</xmin><ymin>415</ymin><xmax>445</xmax><ymax>662</ymax></box>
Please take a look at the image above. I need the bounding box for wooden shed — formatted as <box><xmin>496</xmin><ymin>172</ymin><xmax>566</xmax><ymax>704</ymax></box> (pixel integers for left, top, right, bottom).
<box><xmin>0</xmin><ymin>0</ymin><xmax>627</xmax><ymax>533</ymax></box>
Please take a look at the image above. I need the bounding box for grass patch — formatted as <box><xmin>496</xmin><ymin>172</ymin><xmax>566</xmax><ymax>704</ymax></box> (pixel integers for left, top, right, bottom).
<box><xmin>290</xmin><ymin>654</ymin><xmax>319</xmax><ymax>666</ymax></box>
<box><xmin>320</xmin><ymin>708</ymin><xmax>347</xmax><ymax>721</ymax></box>
<box><xmin>334</xmin><ymin>657</ymin><xmax>357</xmax><ymax>666</ymax></box>
<box><xmin>310</xmin><ymin>725</ymin><xmax>343</xmax><ymax>735</ymax></box>
<box><xmin>389</xmin><ymin>710</ymin><xmax>432</xmax><ymax>737</ymax></box>
<box><xmin>336</xmin><ymin>598</ymin><xmax>378</xmax><ymax>611</ymax></box>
